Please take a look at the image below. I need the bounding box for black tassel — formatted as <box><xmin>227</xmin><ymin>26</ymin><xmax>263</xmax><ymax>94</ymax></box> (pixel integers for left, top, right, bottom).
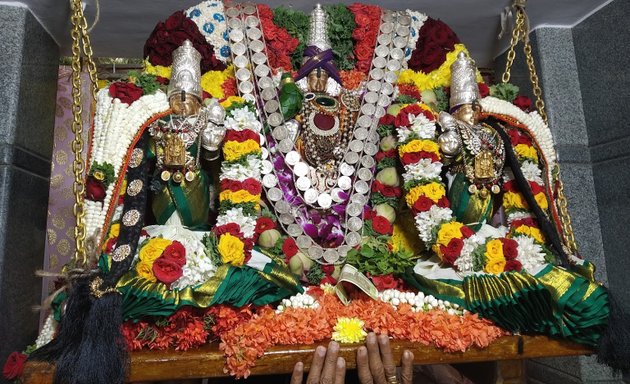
<box><xmin>597</xmin><ymin>288</ymin><xmax>630</xmax><ymax>373</ymax></box>
<box><xmin>28</xmin><ymin>273</ymin><xmax>93</xmax><ymax>363</ymax></box>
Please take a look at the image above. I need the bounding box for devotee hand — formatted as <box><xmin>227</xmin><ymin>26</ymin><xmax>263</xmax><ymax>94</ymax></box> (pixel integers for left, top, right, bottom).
<box><xmin>357</xmin><ymin>333</ymin><xmax>413</xmax><ymax>384</ymax></box>
<box><xmin>291</xmin><ymin>341</ymin><xmax>346</xmax><ymax>384</ymax></box>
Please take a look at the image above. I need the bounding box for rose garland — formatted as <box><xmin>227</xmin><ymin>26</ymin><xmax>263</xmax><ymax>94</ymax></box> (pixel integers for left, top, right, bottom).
<box><xmin>214</xmin><ymin>100</ymin><xmax>263</xmax><ymax>266</ymax></box>
<box><xmin>407</xmin><ymin>17</ymin><xmax>460</xmax><ymax>74</ymax></box>
<box><xmin>257</xmin><ymin>4</ymin><xmax>300</xmax><ymax>72</ymax></box>
<box><xmin>348</xmin><ymin>3</ymin><xmax>381</xmax><ymax>73</ymax></box>
<box><xmin>393</xmin><ymin>100</ymin><xmax>553</xmax><ymax>274</ymax></box>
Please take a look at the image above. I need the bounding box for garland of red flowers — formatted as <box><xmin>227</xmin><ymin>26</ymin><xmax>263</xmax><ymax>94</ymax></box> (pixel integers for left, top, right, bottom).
<box><xmin>407</xmin><ymin>17</ymin><xmax>460</xmax><ymax>74</ymax></box>
<box><xmin>257</xmin><ymin>4</ymin><xmax>300</xmax><ymax>72</ymax></box>
<box><xmin>348</xmin><ymin>3</ymin><xmax>381</xmax><ymax>74</ymax></box>
<box><xmin>216</xmin><ymin>292</ymin><xmax>506</xmax><ymax>378</ymax></box>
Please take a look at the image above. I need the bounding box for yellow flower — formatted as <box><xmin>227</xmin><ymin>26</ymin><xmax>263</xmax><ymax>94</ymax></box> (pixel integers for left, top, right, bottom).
<box><xmin>405</xmin><ymin>185</ymin><xmax>425</xmax><ymax>207</ymax></box>
<box><xmin>422</xmin><ymin>182</ymin><xmax>446</xmax><ymax>203</ymax></box>
<box><xmin>503</xmin><ymin>191</ymin><xmax>527</xmax><ymax>210</ymax></box>
<box><xmin>436</xmin><ymin>221</ymin><xmax>463</xmax><ymax>246</ymax></box>
<box><xmin>485</xmin><ymin>239</ymin><xmax>505</xmax><ymax>261</ymax></box>
<box><xmin>223</xmin><ymin>139</ymin><xmax>261</xmax><ymax>162</ymax></box>
<box><xmin>322</xmin><ymin>283</ymin><xmax>336</xmax><ymax>295</ymax></box>
<box><xmin>200</xmin><ymin>65</ymin><xmax>235</xmax><ymax>100</ymax></box>
<box><xmin>107</xmin><ymin>223</ymin><xmax>120</xmax><ymax>239</ymax></box>
<box><xmin>484</xmin><ymin>258</ymin><xmax>506</xmax><ymax>274</ymax></box>
<box><xmin>219</xmin><ymin>189</ymin><xmax>260</xmax><ymax>204</ymax></box>
<box><xmin>514</xmin><ymin>144</ymin><xmax>538</xmax><ymax>162</ymax></box>
<box><xmin>136</xmin><ymin>261</ymin><xmax>157</xmax><ymax>283</ymax></box>
<box><xmin>422</xmin><ymin>140</ymin><xmax>440</xmax><ymax>154</ymax></box>
<box><xmin>515</xmin><ymin>225</ymin><xmax>545</xmax><ymax>243</ymax></box>
<box><xmin>398</xmin><ymin>44</ymin><xmax>480</xmax><ymax>91</ymax></box>
<box><xmin>399</xmin><ymin>139</ymin><xmax>424</xmax><ymax>155</ymax></box>
<box><xmin>332</xmin><ymin>317</ymin><xmax>367</xmax><ymax>344</ymax></box>
<box><xmin>534</xmin><ymin>192</ymin><xmax>548</xmax><ymax>210</ymax></box>
<box><xmin>144</xmin><ymin>59</ymin><xmax>172</xmax><ymax>79</ymax></box>
<box><xmin>218</xmin><ymin>233</ymin><xmax>245</xmax><ymax>266</ymax></box>
<box><xmin>139</xmin><ymin>238</ymin><xmax>172</xmax><ymax>263</ymax></box>
<box><xmin>221</xmin><ymin>95</ymin><xmax>245</xmax><ymax>109</ymax></box>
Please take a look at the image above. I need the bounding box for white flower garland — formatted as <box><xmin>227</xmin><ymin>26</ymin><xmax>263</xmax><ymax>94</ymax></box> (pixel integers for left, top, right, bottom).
<box><xmin>35</xmin><ymin>313</ymin><xmax>56</xmax><ymax>348</ymax></box>
<box><xmin>185</xmin><ymin>1</ymin><xmax>231</xmax><ymax>62</ymax></box>
<box><xmin>403</xmin><ymin>10</ymin><xmax>428</xmax><ymax>64</ymax></box>
<box><xmin>85</xmin><ymin>89</ymin><xmax>169</xmax><ymax>242</ymax></box>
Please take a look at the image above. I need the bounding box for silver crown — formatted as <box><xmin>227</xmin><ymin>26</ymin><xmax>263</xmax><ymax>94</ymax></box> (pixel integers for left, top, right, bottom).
<box><xmin>168</xmin><ymin>40</ymin><xmax>202</xmax><ymax>100</ymax></box>
<box><xmin>308</xmin><ymin>4</ymin><xmax>331</xmax><ymax>50</ymax></box>
<box><xmin>449</xmin><ymin>52</ymin><xmax>480</xmax><ymax>110</ymax></box>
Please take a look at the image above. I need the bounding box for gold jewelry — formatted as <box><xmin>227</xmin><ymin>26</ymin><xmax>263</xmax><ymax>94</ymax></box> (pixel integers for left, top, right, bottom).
<box><xmin>386</xmin><ymin>375</ymin><xmax>399</xmax><ymax>384</ymax></box>
<box><xmin>90</xmin><ymin>277</ymin><xmax>120</xmax><ymax>298</ymax></box>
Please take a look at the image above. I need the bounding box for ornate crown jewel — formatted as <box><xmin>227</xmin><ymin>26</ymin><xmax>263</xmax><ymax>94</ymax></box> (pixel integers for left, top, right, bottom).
<box><xmin>168</xmin><ymin>40</ymin><xmax>202</xmax><ymax>100</ymax></box>
<box><xmin>308</xmin><ymin>4</ymin><xmax>331</xmax><ymax>51</ymax></box>
<box><xmin>449</xmin><ymin>51</ymin><xmax>480</xmax><ymax>110</ymax></box>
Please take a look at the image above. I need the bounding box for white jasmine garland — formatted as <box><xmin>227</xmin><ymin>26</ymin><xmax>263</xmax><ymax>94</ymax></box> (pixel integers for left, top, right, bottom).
<box><xmin>219</xmin><ymin>155</ymin><xmax>262</xmax><ymax>181</ymax></box>
<box><xmin>514</xmin><ymin>235</ymin><xmax>547</xmax><ymax>272</ymax></box>
<box><xmin>403</xmin><ymin>10</ymin><xmax>428</xmax><ymax>64</ymax></box>
<box><xmin>402</xmin><ymin>159</ymin><xmax>443</xmax><ymax>183</ymax></box>
<box><xmin>408</xmin><ymin>115</ymin><xmax>436</xmax><ymax>139</ymax></box>
<box><xmin>520</xmin><ymin>160</ymin><xmax>545</xmax><ymax>185</ymax></box>
<box><xmin>507</xmin><ymin>210</ymin><xmax>533</xmax><ymax>225</ymax></box>
<box><xmin>455</xmin><ymin>235</ymin><xmax>484</xmax><ymax>272</ymax></box>
<box><xmin>378</xmin><ymin>289</ymin><xmax>464</xmax><ymax>315</ymax></box>
<box><xmin>223</xmin><ymin>107</ymin><xmax>263</xmax><ymax>132</ymax></box>
<box><xmin>397</xmin><ymin>127</ymin><xmax>413</xmax><ymax>143</ymax></box>
<box><xmin>185</xmin><ymin>1</ymin><xmax>230</xmax><ymax>62</ymax></box>
<box><xmin>276</xmin><ymin>292</ymin><xmax>318</xmax><ymax>313</ymax></box>
<box><xmin>216</xmin><ymin>207</ymin><xmax>257</xmax><ymax>238</ymax></box>
<box><xmin>35</xmin><ymin>314</ymin><xmax>56</xmax><ymax>348</ymax></box>
<box><xmin>414</xmin><ymin>206</ymin><xmax>453</xmax><ymax>244</ymax></box>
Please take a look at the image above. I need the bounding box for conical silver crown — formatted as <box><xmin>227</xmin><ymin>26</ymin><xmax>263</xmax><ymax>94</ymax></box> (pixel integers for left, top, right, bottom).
<box><xmin>449</xmin><ymin>52</ymin><xmax>480</xmax><ymax>110</ymax></box>
<box><xmin>168</xmin><ymin>40</ymin><xmax>202</xmax><ymax>100</ymax></box>
<box><xmin>308</xmin><ymin>4</ymin><xmax>331</xmax><ymax>50</ymax></box>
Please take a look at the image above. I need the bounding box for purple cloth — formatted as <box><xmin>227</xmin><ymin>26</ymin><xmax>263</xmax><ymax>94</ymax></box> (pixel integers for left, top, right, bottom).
<box><xmin>294</xmin><ymin>46</ymin><xmax>343</xmax><ymax>86</ymax></box>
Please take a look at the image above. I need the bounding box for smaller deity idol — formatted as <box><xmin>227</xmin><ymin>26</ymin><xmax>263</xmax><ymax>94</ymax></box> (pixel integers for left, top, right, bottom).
<box><xmin>148</xmin><ymin>40</ymin><xmax>226</xmax><ymax>227</ymax></box>
<box><xmin>438</xmin><ymin>52</ymin><xmax>505</xmax><ymax>228</ymax></box>
<box><xmin>290</xmin><ymin>4</ymin><xmax>361</xmax><ymax>194</ymax></box>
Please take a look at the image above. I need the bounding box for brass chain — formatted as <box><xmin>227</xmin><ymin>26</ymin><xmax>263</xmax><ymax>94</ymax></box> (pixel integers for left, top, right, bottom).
<box><xmin>500</xmin><ymin>2</ymin><xmax>577</xmax><ymax>254</ymax></box>
<box><xmin>68</xmin><ymin>0</ymin><xmax>99</xmax><ymax>267</ymax></box>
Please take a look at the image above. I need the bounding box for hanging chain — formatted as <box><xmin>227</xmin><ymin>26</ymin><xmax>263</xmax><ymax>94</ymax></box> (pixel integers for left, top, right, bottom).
<box><xmin>69</xmin><ymin>0</ymin><xmax>99</xmax><ymax>267</ymax></box>
<box><xmin>500</xmin><ymin>1</ymin><xmax>577</xmax><ymax>254</ymax></box>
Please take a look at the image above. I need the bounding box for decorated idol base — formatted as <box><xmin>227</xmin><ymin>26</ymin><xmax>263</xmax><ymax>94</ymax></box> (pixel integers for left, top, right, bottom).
<box><xmin>19</xmin><ymin>0</ymin><xmax>612</xmax><ymax>381</ymax></box>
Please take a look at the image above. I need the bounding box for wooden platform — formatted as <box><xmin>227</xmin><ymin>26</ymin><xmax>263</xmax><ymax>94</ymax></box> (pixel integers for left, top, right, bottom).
<box><xmin>21</xmin><ymin>335</ymin><xmax>592</xmax><ymax>383</ymax></box>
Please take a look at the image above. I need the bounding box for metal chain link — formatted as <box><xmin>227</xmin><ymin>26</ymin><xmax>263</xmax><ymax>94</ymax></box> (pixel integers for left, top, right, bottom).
<box><xmin>500</xmin><ymin>2</ymin><xmax>577</xmax><ymax>254</ymax></box>
<box><xmin>68</xmin><ymin>0</ymin><xmax>99</xmax><ymax>267</ymax></box>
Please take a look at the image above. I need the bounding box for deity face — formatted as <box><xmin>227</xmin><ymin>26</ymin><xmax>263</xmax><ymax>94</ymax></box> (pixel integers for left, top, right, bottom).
<box><xmin>170</xmin><ymin>92</ymin><xmax>202</xmax><ymax>116</ymax></box>
<box><xmin>453</xmin><ymin>103</ymin><xmax>480</xmax><ymax>126</ymax></box>
<box><xmin>307</xmin><ymin>68</ymin><xmax>329</xmax><ymax>93</ymax></box>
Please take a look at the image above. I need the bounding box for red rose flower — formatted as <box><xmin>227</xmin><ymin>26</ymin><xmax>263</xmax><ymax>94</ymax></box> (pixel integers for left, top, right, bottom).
<box><xmin>401</xmin><ymin>152</ymin><xmax>422</xmax><ymax>165</ymax></box>
<box><xmin>372</xmin><ymin>216</ymin><xmax>393</xmax><ymax>235</ymax></box>
<box><xmin>413</xmin><ymin>196</ymin><xmax>434</xmax><ymax>212</ymax></box>
<box><xmin>3</xmin><ymin>352</ymin><xmax>27</xmax><ymax>380</ymax></box>
<box><xmin>109</xmin><ymin>81</ymin><xmax>144</xmax><ymax>105</ymax></box>
<box><xmin>364</xmin><ymin>208</ymin><xmax>376</xmax><ymax>220</ymax></box>
<box><xmin>394</xmin><ymin>111</ymin><xmax>410</xmax><ymax>127</ymax></box>
<box><xmin>162</xmin><ymin>240</ymin><xmax>186</xmax><ymax>266</ymax></box>
<box><xmin>504</xmin><ymin>259</ymin><xmax>523</xmax><ymax>272</ymax></box>
<box><xmin>370</xmin><ymin>273</ymin><xmax>402</xmax><ymax>291</ymax></box>
<box><xmin>156</xmin><ymin>76</ymin><xmax>169</xmax><ymax>85</ymax></box>
<box><xmin>437</xmin><ymin>196</ymin><xmax>450</xmax><ymax>208</ymax></box>
<box><xmin>379</xmin><ymin>114</ymin><xmax>396</xmax><ymax>127</ymax></box>
<box><xmin>513</xmin><ymin>95</ymin><xmax>532</xmax><ymax>112</ymax></box>
<box><xmin>460</xmin><ymin>225</ymin><xmax>474</xmax><ymax>238</ymax></box>
<box><xmin>225</xmin><ymin>129</ymin><xmax>259</xmax><ymax>143</ymax></box>
<box><xmin>104</xmin><ymin>236</ymin><xmax>118</xmax><ymax>253</ymax></box>
<box><xmin>282</xmin><ymin>238</ymin><xmax>299</xmax><ymax>260</ymax></box>
<box><xmin>86</xmin><ymin>176</ymin><xmax>106</xmax><ymax>202</ymax></box>
<box><xmin>321</xmin><ymin>264</ymin><xmax>334</xmax><ymax>276</ymax></box>
<box><xmin>241</xmin><ymin>178</ymin><xmax>262</xmax><ymax>195</ymax></box>
<box><xmin>398</xmin><ymin>84</ymin><xmax>423</xmax><ymax>102</ymax></box>
<box><xmin>507</xmin><ymin>129</ymin><xmax>521</xmax><ymax>145</ymax></box>
<box><xmin>382</xmin><ymin>186</ymin><xmax>401</xmax><ymax>198</ymax></box>
<box><xmin>153</xmin><ymin>257</ymin><xmax>183</xmax><ymax>285</ymax></box>
<box><xmin>478</xmin><ymin>83</ymin><xmax>490</xmax><ymax>98</ymax></box>
<box><xmin>401</xmin><ymin>104</ymin><xmax>423</xmax><ymax>116</ymax></box>
<box><xmin>214</xmin><ymin>223</ymin><xmax>241</xmax><ymax>237</ymax></box>
<box><xmin>511</xmin><ymin>217</ymin><xmax>537</xmax><ymax>228</ymax></box>
<box><xmin>503</xmin><ymin>180</ymin><xmax>517</xmax><ymax>192</ymax></box>
<box><xmin>502</xmin><ymin>238</ymin><xmax>518</xmax><ymax>261</ymax></box>
<box><xmin>320</xmin><ymin>275</ymin><xmax>338</xmax><ymax>286</ymax></box>
<box><xmin>255</xmin><ymin>217</ymin><xmax>276</xmax><ymax>235</ymax></box>
<box><xmin>375</xmin><ymin>149</ymin><xmax>396</xmax><ymax>162</ymax></box>
<box><xmin>419</xmin><ymin>42</ymin><xmax>447</xmax><ymax>73</ymax></box>
<box><xmin>440</xmin><ymin>237</ymin><xmax>464</xmax><ymax>266</ymax></box>
<box><xmin>529</xmin><ymin>182</ymin><xmax>545</xmax><ymax>195</ymax></box>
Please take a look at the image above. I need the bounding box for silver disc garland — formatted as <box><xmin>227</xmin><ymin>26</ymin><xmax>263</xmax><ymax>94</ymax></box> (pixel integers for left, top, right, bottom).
<box><xmin>226</xmin><ymin>3</ymin><xmax>411</xmax><ymax>263</ymax></box>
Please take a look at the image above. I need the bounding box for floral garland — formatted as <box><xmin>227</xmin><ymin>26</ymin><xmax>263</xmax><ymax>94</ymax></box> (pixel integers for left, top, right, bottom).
<box><xmin>217</xmin><ymin>288</ymin><xmax>506</xmax><ymax>378</ymax></box>
<box><xmin>393</xmin><ymin>99</ymin><xmax>554</xmax><ymax>274</ymax></box>
<box><xmin>257</xmin><ymin>4</ymin><xmax>300</xmax><ymax>72</ymax></box>
<box><xmin>408</xmin><ymin>17</ymin><xmax>460</xmax><ymax>74</ymax></box>
<box><xmin>348</xmin><ymin>3</ymin><xmax>381</xmax><ymax>73</ymax></box>
<box><xmin>84</xmin><ymin>88</ymin><xmax>169</xmax><ymax>243</ymax></box>
<box><xmin>185</xmin><ymin>0</ymin><xmax>231</xmax><ymax>62</ymax></box>
<box><xmin>214</xmin><ymin>100</ymin><xmax>263</xmax><ymax>266</ymax></box>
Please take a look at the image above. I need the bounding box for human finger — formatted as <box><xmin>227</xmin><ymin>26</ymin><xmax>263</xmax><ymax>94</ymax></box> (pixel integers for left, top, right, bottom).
<box><xmin>400</xmin><ymin>350</ymin><xmax>414</xmax><ymax>384</ymax></box>
<box><xmin>334</xmin><ymin>357</ymin><xmax>346</xmax><ymax>384</ymax></box>
<box><xmin>356</xmin><ymin>346</ymin><xmax>374</xmax><ymax>384</ymax></box>
<box><xmin>319</xmin><ymin>341</ymin><xmax>340</xmax><ymax>384</ymax></box>
<box><xmin>366</xmin><ymin>333</ymin><xmax>386</xmax><ymax>384</ymax></box>
<box><xmin>377</xmin><ymin>334</ymin><xmax>397</xmax><ymax>383</ymax></box>
<box><xmin>291</xmin><ymin>361</ymin><xmax>304</xmax><ymax>384</ymax></box>
<box><xmin>306</xmin><ymin>345</ymin><xmax>326</xmax><ymax>384</ymax></box>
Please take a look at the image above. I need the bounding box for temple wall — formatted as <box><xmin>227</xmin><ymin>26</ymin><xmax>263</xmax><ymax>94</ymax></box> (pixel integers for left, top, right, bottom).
<box><xmin>497</xmin><ymin>0</ymin><xmax>630</xmax><ymax>382</ymax></box>
<box><xmin>0</xmin><ymin>5</ymin><xmax>59</xmax><ymax>382</ymax></box>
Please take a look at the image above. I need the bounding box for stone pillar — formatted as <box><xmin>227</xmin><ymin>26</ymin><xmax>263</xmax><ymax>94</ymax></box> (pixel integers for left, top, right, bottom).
<box><xmin>495</xmin><ymin>1</ymin><xmax>628</xmax><ymax>382</ymax></box>
<box><xmin>0</xmin><ymin>4</ymin><xmax>59</xmax><ymax>378</ymax></box>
